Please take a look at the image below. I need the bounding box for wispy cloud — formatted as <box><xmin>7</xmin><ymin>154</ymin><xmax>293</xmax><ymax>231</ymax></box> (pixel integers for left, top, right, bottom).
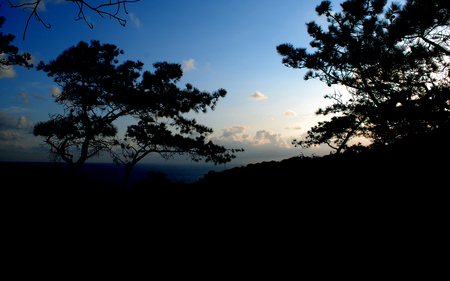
<box><xmin>249</xmin><ymin>91</ymin><xmax>267</xmax><ymax>100</ymax></box>
<box><xmin>285</xmin><ymin>110</ymin><xmax>297</xmax><ymax>117</ymax></box>
<box><xmin>23</xmin><ymin>0</ymin><xmax>66</xmax><ymax>11</ymax></box>
<box><xmin>32</xmin><ymin>92</ymin><xmax>47</xmax><ymax>100</ymax></box>
<box><xmin>18</xmin><ymin>92</ymin><xmax>30</xmax><ymax>104</ymax></box>
<box><xmin>0</xmin><ymin>107</ymin><xmax>29</xmax><ymax>114</ymax></box>
<box><xmin>128</xmin><ymin>12</ymin><xmax>142</xmax><ymax>28</ymax></box>
<box><xmin>182</xmin><ymin>59</ymin><xmax>196</xmax><ymax>72</ymax></box>
<box><xmin>285</xmin><ymin>125</ymin><xmax>302</xmax><ymax>130</ymax></box>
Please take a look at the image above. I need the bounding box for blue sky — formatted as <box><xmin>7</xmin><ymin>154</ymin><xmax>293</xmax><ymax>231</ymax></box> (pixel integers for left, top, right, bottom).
<box><xmin>1</xmin><ymin>0</ymin><xmax>350</xmax><ymax>164</ymax></box>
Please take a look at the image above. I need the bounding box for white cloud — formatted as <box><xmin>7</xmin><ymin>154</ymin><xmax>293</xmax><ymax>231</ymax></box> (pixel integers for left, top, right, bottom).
<box><xmin>0</xmin><ymin>50</ymin><xmax>36</xmax><ymax>78</ymax></box>
<box><xmin>207</xmin><ymin>125</ymin><xmax>336</xmax><ymax>164</ymax></box>
<box><xmin>285</xmin><ymin>110</ymin><xmax>297</xmax><ymax>117</ymax></box>
<box><xmin>221</xmin><ymin>125</ymin><xmax>249</xmax><ymax>139</ymax></box>
<box><xmin>26</xmin><ymin>52</ymin><xmax>39</xmax><ymax>65</ymax></box>
<box><xmin>0</xmin><ymin>111</ymin><xmax>34</xmax><ymax>133</ymax></box>
<box><xmin>211</xmin><ymin>126</ymin><xmax>291</xmax><ymax>149</ymax></box>
<box><xmin>49</xmin><ymin>86</ymin><xmax>61</xmax><ymax>98</ymax></box>
<box><xmin>182</xmin><ymin>59</ymin><xmax>196</xmax><ymax>72</ymax></box>
<box><xmin>253</xmin><ymin>130</ymin><xmax>291</xmax><ymax>148</ymax></box>
<box><xmin>128</xmin><ymin>12</ymin><xmax>142</xmax><ymax>28</ymax></box>
<box><xmin>249</xmin><ymin>91</ymin><xmax>267</xmax><ymax>100</ymax></box>
<box><xmin>211</xmin><ymin>125</ymin><xmax>250</xmax><ymax>145</ymax></box>
<box><xmin>17</xmin><ymin>116</ymin><xmax>31</xmax><ymax>130</ymax></box>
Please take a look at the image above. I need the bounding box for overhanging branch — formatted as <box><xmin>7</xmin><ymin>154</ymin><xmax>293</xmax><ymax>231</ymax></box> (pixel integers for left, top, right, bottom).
<box><xmin>8</xmin><ymin>0</ymin><xmax>140</xmax><ymax>40</ymax></box>
<box><xmin>8</xmin><ymin>0</ymin><xmax>51</xmax><ymax>40</ymax></box>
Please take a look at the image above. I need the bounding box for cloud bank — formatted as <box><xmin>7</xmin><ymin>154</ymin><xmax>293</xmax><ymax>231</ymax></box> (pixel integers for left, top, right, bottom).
<box><xmin>0</xmin><ymin>111</ymin><xmax>34</xmax><ymax>141</ymax></box>
<box><xmin>0</xmin><ymin>110</ymin><xmax>45</xmax><ymax>162</ymax></box>
<box><xmin>211</xmin><ymin>125</ymin><xmax>291</xmax><ymax>149</ymax></box>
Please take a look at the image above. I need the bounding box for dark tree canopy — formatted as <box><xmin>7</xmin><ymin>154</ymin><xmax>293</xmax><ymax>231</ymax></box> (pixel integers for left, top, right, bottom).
<box><xmin>34</xmin><ymin>40</ymin><xmax>242</xmax><ymax>180</ymax></box>
<box><xmin>277</xmin><ymin>0</ymin><xmax>450</xmax><ymax>152</ymax></box>
<box><xmin>0</xmin><ymin>16</ymin><xmax>33</xmax><ymax>69</ymax></box>
<box><xmin>8</xmin><ymin>0</ymin><xmax>140</xmax><ymax>40</ymax></box>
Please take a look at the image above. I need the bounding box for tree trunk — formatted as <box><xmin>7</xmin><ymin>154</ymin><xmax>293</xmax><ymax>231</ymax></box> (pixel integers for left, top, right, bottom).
<box><xmin>68</xmin><ymin>160</ymin><xmax>84</xmax><ymax>173</ymax></box>
<box><xmin>120</xmin><ymin>162</ymin><xmax>137</xmax><ymax>189</ymax></box>
<box><xmin>67</xmin><ymin>134</ymin><xmax>93</xmax><ymax>173</ymax></box>
<box><xmin>119</xmin><ymin>151</ymin><xmax>152</xmax><ymax>189</ymax></box>
<box><xmin>336</xmin><ymin>119</ymin><xmax>363</xmax><ymax>153</ymax></box>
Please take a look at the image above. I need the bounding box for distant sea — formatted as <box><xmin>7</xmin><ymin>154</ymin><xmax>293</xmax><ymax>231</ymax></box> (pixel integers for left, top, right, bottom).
<box><xmin>70</xmin><ymin>162</ymin><xmax>237</xmax><ymax>187</ymax></box>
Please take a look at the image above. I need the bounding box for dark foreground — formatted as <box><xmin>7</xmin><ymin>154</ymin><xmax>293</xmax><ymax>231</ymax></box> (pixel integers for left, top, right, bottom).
<box><xmin>2</xmin><ymin>131</ymin><xmax>447</xmax><ymax>272</ymax></box>
<box><xmin>2</xmin><ymin>128</ymin><xmax>448</xmax><ymax>199</ymax></box>
<box><xmin>1</xmin><ymin>133</ymin><xmax>448</xmax><ymax>252</ymax></box>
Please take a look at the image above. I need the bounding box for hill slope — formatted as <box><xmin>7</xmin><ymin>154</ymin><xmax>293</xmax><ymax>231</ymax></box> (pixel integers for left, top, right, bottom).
<box><xmin>193</xmin><ymin>128</ymin><xmax>448</xmax><ymax>189</ymax></box>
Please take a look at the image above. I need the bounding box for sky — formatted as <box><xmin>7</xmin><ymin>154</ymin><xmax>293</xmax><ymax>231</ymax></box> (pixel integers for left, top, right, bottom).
<box><xmin>1</xmin><ymin>0</ymin><xmax>352</xmax><ymax>165</ymax></box>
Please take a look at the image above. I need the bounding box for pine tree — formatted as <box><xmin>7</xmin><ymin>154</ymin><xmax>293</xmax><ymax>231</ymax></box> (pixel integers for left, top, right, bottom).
<box><xmin>35</xmin><ymin>41</ymin><xmax>242</xmax><ymax>179</ymax></box>
<box><xmin>277</xmin><ymin>0</ymin><xmax>450</xmax><ymax>152</ymax></box>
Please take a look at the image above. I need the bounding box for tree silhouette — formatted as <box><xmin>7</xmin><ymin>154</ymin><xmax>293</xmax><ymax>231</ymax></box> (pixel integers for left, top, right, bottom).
<box><xmin>110</xmin><ymin>64</ymin><xmax>243</xmax><ymax>188</ymax></box>
<box><xmin>114</xmin><ymin>116</ymin><xmax>242</xmax><ymax>188</ymax></box>
<box><xmin>8</xmin><ymin>0</ymin><xmax>140</xmax><ymax>40</ymax></box>
<box><xmin>0</xmin><ymin>16</ymin><xmax>33</xmax><ymax>70</ymax></box>
<box><xmin>277</xmin><ymin>0</ymin><xmax>450</xmax><ymax>152</ymax></box>
<box><xmin>34</xmin><ymin>40</ymin><xmax>242</xmax><ymax>176</ymax></box>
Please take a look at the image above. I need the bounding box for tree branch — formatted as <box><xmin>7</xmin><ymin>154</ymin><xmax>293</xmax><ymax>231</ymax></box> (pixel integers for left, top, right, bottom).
<box><xmin>8</xmin><ymin>0</ymin><xmax>51</xmax><ymax>40</ymax></box>
<box><xmin>420</xmin><ymin>35</ymin><xmax>450</xmax><ymax>56</ymax></box>
<box><xmin>326</xmin><ymin>141</ymin><xmax>339</xmax><ymax>151</ymax></box>
<box><xmin>9</xmin><ymin>0</ymin><xmax>140</xmax><ymax>40</ymax></box>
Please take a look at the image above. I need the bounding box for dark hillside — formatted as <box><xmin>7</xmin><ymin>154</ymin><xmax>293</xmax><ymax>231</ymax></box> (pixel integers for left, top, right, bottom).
<box><xmin>2</xmin><ymin>127</ymin><xmax>447</xmax><ymax>204</ymax></box>
<box><xmin>123</xmin><ymin>126</ymin><xmax>448</xmax><ymax>214</ymax></box>
<box><xmin>194</xmin><ymin>126</ymin><xmax>449</xmax><ymax>189</ymax></box>
<box><xmin>0</xmin><ymin>162</ymin><xmax>113</xmax><ymax>196</ymax></box>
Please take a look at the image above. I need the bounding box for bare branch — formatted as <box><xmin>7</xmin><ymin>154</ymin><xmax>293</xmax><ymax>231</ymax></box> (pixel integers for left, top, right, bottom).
<box><xmin>8</xmin><ymin>0</ymin><xmax>51</xmax><ymax>40</ymax></box>
<box><xmin>9</xmin><ymin>0</ymin><xmax>140</xmax><ymax>40</ymax></box>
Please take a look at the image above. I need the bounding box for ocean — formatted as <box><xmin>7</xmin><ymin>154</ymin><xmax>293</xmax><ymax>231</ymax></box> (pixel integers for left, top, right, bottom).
<box><xmin>76</xmin><ymin>162</ymin><xmax>236</xmax><ymax>187</ymax></box>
